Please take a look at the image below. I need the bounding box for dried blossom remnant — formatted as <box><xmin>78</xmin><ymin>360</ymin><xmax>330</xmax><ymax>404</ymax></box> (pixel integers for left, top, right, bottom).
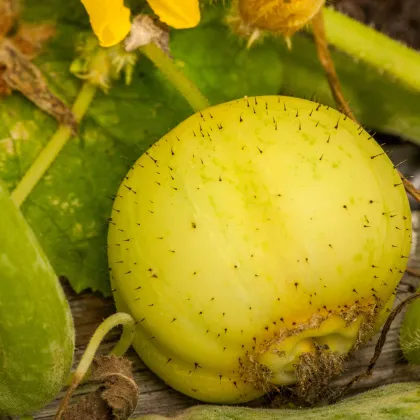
<box><xmin>294</xmin><ymin>347</ymin><xmax>345</xmax><ymax>404</ymax></box>
<box><xmin>0</xmin><ymin>42</ymin><xmax>78</xmax><ymax>132</ymax></box>
<box><xmin>124</xmin><ymin>14</ymin><xmax>170</xmax><ymax>56</ymax></box>
<box><xmin>61</xmin><ymin>355</ymin><xmax>139</xmax><ymax>420</ymax></box>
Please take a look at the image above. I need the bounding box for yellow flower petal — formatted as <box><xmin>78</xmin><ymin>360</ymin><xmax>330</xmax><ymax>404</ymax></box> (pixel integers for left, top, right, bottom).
<box><xmin>81</xmin><ymin>0</ymin><xmax>131</xmax><ymax>47</ymax></box>
<box><xmin>147</xmin><ymin>0</ymin><xmax>200</xmax><ymax>29</ymax></box>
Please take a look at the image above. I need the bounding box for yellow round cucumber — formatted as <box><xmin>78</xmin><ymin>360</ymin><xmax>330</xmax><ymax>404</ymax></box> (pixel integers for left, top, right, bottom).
<box><xmin>108</xmin><ymin>96</ymin><xmax>411</xmax><ymax>403</ymax></box>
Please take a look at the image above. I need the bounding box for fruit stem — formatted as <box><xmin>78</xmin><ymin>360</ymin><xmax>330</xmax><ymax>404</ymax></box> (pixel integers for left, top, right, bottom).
<box><xmin>400</xmin><ymin>176</ymin><xmax>420</xmax><ymax>202</ymax></box>
<box><xmin>310</xmin><ymin>8</ymin><xmax>420</xmax><ymax>203</ymax></box>
<box><xmin>110</xmin><ymin>315</ymin><xmax>136</xmax><ymax>357</ymax></box>
<box><xmin>311</xmin><ymin>9</ymin><xmax>355</xmax><ymax>121</ymax></box>
<box><xmin>55</xmin><ymin>312</ymin><xmax>135</xmax><ymax>420</ymax></box>
<box><xmin>11</xmin><ymin>82</ymin><xmax>97</xmax><ymax>208</ymax></box>
<box><xmin>405</xmin><ymin>267</ymin><xmax>420</xmax><ymax>278</ymax></box>
<box><xmin>63</xmin><ymin>312</ymin><xmax>136</xmax><ymax>388</ymax></box>
<box><xmin>139</xmin><ymin>42</ymin><xmax>210</xmax><ymax>112</ymax></box>
<box><xmin>321</xmin><ymin>7</ymin><xmax>420</xmax><ymax>93</ymax></box>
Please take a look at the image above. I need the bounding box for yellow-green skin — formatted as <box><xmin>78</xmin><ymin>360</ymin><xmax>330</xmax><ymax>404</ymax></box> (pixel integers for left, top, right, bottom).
<box><xmin>400</xmin><ymin>289</ymin><xmax>420</xmax><ymax>363</ymax></box>
<box><xmin>108</xmin><ymin>96</ymin><xmax>411</xmax><ymax>404</ymax></box>
<box><xmin>0</xmin><ymin>183</ymin><xmax>74</xmax><ymax>415</ymax></box>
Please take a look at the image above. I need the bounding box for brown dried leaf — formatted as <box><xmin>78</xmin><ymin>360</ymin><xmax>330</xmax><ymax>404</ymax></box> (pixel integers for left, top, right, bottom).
<box><xmin>0</xmin><ymin>0</ymin><xmax>18</xmax><ymax>39</ymax></box>
<box><xmin>61</xmin><ymin>355</ymin><xmax>139</xmax><ymax>420</ymax></box>
<box><xmin>10</xmin><ymin>23</ymin><xmax>56</xmax><ymax>59</ymax></box>
<box><xmin>60</xmin><ymin>392</ymin><xmax>111</xmax><ymax>420</ymax></box>
<box><xmin>0</xmin><ymin>67</ymin><xmax>12</xmax><ymax>96</ymax></box>
<box><xmin>0</xmin><ymin>41</ymin><xmax>78</xmax><ymax>132</ymax></box>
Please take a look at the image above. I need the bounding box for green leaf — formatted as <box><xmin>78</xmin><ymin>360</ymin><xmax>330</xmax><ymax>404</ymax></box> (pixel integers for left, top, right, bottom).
<box><xmin>0</xmin><ymin>0</ymin><xmax>284</xmax><ymax>296</ymax></box>
<box><xmin>1</xmin><ymin>1</ymin><xmax>420</xmax><ymax>296</ymax></box>
<box><xmin>278</xmin><ymin>34</ymin><xmax>420</xmax><ymax>143</ymax></box>
<box><xmin>172</xmin><ymin>7</ymin><xmax>420</xmax><ymax>143</ymax></box>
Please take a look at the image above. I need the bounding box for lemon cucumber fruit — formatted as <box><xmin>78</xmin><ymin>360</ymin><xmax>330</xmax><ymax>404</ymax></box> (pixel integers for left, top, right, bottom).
<box><xmin>108</xmin><ymin>96</ymin><xmax>411</xmax><ymax>403</ymax></box>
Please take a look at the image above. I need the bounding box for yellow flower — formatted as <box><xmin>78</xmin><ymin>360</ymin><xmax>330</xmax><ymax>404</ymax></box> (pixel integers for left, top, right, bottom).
<box><xmin>81</xmin><ymin>0</ymin><xmax>201</xmax><ymax>48</ymax></box>
<box><xmin>148</xmin><ymin>0</ymin><xmax>200</xmax><ymax>29</ymax></box>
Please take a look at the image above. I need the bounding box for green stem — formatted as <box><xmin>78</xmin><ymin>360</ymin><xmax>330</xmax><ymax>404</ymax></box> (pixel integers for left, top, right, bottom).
<box><xmin>139</xmin><ymin>42</ymin><xmax>210</xmax><ymax>112</ymax></box>
<box><xmin>11</xmin><ymin>82</ymin><xmax>97</xmax><ymax>208</ymax></box>
<box><xmin>110</xmin><ymin>315</ymin><xmax>136</xmax><ymax>357</ymax></box>
<box><xmin>64</xmin><ymin>312</ymin><xmax>135</xmax><ymax>387</ymax></box>
<box><xmin>72</xmin><ymin>312</ymin><xmax>135</xmax><ymax>384</ymax></box>
<box><xmin>58</xmin><ymin>313</ymin><xmax>135</xmax><ymax>420</ymax></box>
<box><xmin>321</xmin><ymin>7</ymin><xmax>420</xmax><ymax>92</ymax></box>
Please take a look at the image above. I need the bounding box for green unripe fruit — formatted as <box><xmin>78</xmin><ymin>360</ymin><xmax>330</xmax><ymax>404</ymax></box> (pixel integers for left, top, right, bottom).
<box><xmin>400</xmin><ymin>289</ymin><xmax>420</xmax><ymax>363</ymax></box>
<box><xmin>137</xmin><ymin>382</ymin><xmax>420</xmax><ymax>420</ymax></box>
<box><xmin>108</xmin><ymin>96</ymin><xmax>411</xmax><ymax>403</ymax></box>
<box><xmin>0</xmin><ymin>183</ymin><xmax>75</xmax><ymax>415</ymax></box>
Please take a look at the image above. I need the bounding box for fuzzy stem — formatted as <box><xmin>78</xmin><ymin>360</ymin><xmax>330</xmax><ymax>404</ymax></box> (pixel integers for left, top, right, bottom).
<box><xmin>400</xmin><ymin>175</ymin><xmax>420</xmax><ymax>202</ymax></box>
<box><xmin>310</xmin><ymin>8</ymin><xmax>420</xmax><ymax>203</ymax></box>
<box><xmin>406</xmin><ymin>267</ymin><xmax>420</xmax><ymax>278</ymax></box>
<box><xmin>11</xmin><ymin>82</ymin><xmax>97</xmax><ymax>208</ymax></box>
<box><xmin>55</xmin><ymin>312</ymin><xmax>135</xmax><ymax>420</ymax></box>
<box><xmin>64</xmin><ymin>311</ymin><xmax>136</xmax><ymax>387</ymax></box>
<box><xmin>110</xmin><ymin>316</ymin><xmax>136</xmax><ymax>357</ymax></box>
<box><xmin>139</xmin><ymin>42</ymin><xmax>210</xmax><ymax>112</ymax></box>
<box><xmin>322</xmin><ymin>7</ymin><xmax>420</xmax><ymax>93</ymax></box>
<box><xmin>311</xmin><ymin>8</ymin><xmax>420</xmax><ymax>278</ymax></box>
<box><xmin>311</xmin><ymin>9</ymin><xmax>355</xmax><ymax>120</ymax></box>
